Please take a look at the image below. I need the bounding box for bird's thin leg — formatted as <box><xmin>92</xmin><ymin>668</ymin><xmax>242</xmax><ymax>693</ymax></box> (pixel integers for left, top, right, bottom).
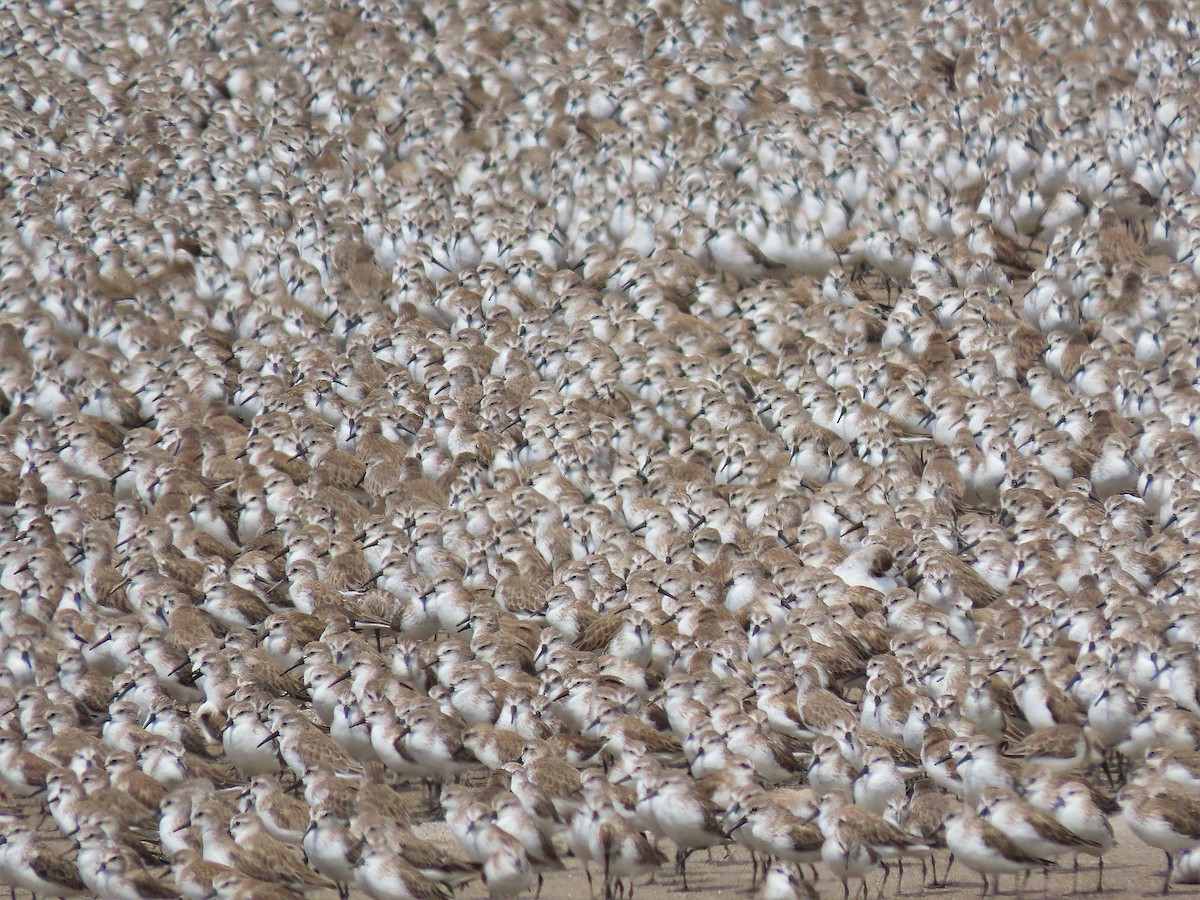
<box><xmin>677</xmin><ymin>849</ymin><xmax>692</xmax><ymax>891</ymax></box>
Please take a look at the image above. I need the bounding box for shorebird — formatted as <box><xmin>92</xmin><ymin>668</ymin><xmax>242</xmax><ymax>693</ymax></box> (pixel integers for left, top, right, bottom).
<box><xmin>944</xmin><ymin>807</ymin><xmax>1056</xmax><ymax>897</ymax></box>
<box><xmin>0</xmin><ymin>821</ymin><xmax>87</xmax><ymax>897</ymax></box>
<box><xmin>504</xmin><ymin>755</ymin><xmax>584</xmax><ymax>831</ymax></box>
<box><xmin>171</xmin><ymin>845</ymin><xmax>245</xmax><ymax>900</ymax></box>
<box><xmin>852</xmin><ymin>746</ymin><xmax>908</xmax><ymax>815</ymax></box>
<box><xmin>261</xmin><ymin>706</ymin><xmax>363</xmax><ymax>777</ymax></box>
<box><xmin>597</xmin><ymin>804</ymin><xmax>668</xmax><ymax>899</ymax></box>
<box><xmin>1143</xmin><ymin>744</ymin><xmax>1200</xmax><ymax>795</ymax></box>
<box><xmin>357</xmin><ymin>815</ymin><xmax>478</xmax><ymax>888</ymax></box>
<box><xmin>727</xmin><ymin>792</ymin><xmax>823</xmax><ymax>886</ymax></box>
<box><xmin>241</xmin><ymin>775</ymin><xmax>310</xmax><ymax>844</ymax></box>
<box><xmin>303</xmin><ymin>807</ymin><xmax>363</xmax><ymax>897</ymax></box>
<box><xmin>886</xmin><ymin>780</ymin><xmax>953</xmax><ymax>889</ymax></box>
<box><xmin>75</xmin><ymin>822</ymin><xmax>175</xmax><ymax>900</ymax></box>
<box><xmin>1</xmin><ymin>2</ymin><xmax>1197</xmax><ymax>899</ymax></box>
<box><xmin>947</xmin><ymin>737</ymin><xmax>1019</xmax><ymax>804</ymax></box>
<box><xmin>1121</xmin><ymin>778</ymin><xmax>1200</xmax><ymax>893</ymax></box>
<box><xmin>811</xmin><ymin>793</ymin><xmax>929</xmax><ymax>900</ymax></box>
<box><xmin>635</xmin><ymin>769</ymin><xmax>730</xmax><ymax>890</ymax></box>
<box><xmin>482</xmin><ymin>837</ymin><xmax>538</xmax><ymax>899</ymax></box>
<box><xmin>354</xmin><ymin>844</ymin><xmax>451</xmax><ymax>900</ymax></box>
<box><xmin>977</xmin><ymin>787</ymin><xmax>1100</xmax><ymax>892</ymax></box>
<box><xmin>1042</xmin><ymin>779</ymin><xmax>1115</xmax><ymax>892</ymax></box>
<box><xmin>1003</xmin><ymin>723</ymin><xmax>1091</xmax><ymax>772</ymax></box>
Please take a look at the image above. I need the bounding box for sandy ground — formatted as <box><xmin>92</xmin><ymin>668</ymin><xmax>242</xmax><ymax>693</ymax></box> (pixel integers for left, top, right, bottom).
<box><xmin>7</xmin><ymin>787</ymin><xmax>1176</xmax><ymax>900</ymax></box>
<box><xmin>1</xmin><ymin>824</ymin><xmax>1179</xmax><ymax>900</ymax></box>
<box><xmin>402</xmin><ymin>818</ymin><xmax>1180</xmax><ymax>900</ymax></box>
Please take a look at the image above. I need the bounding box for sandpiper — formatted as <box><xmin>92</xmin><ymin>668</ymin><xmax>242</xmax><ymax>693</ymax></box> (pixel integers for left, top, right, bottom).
<box><xmin>1122</xmin><ymin>778</ymin><xmax>1200</xmax><ymax>893</ymax></box>
<box><xmin>943</xmin><ymin>808</ymin><xmax>1055</xmax><ymax>897</ymax></box>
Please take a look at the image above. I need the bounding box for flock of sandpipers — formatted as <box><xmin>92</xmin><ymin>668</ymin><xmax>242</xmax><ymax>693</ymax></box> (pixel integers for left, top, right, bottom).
<box><xmin>1</xmin><ymin>0</ymin><xmax>1200</xmax><ymax>898</ymax></box>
